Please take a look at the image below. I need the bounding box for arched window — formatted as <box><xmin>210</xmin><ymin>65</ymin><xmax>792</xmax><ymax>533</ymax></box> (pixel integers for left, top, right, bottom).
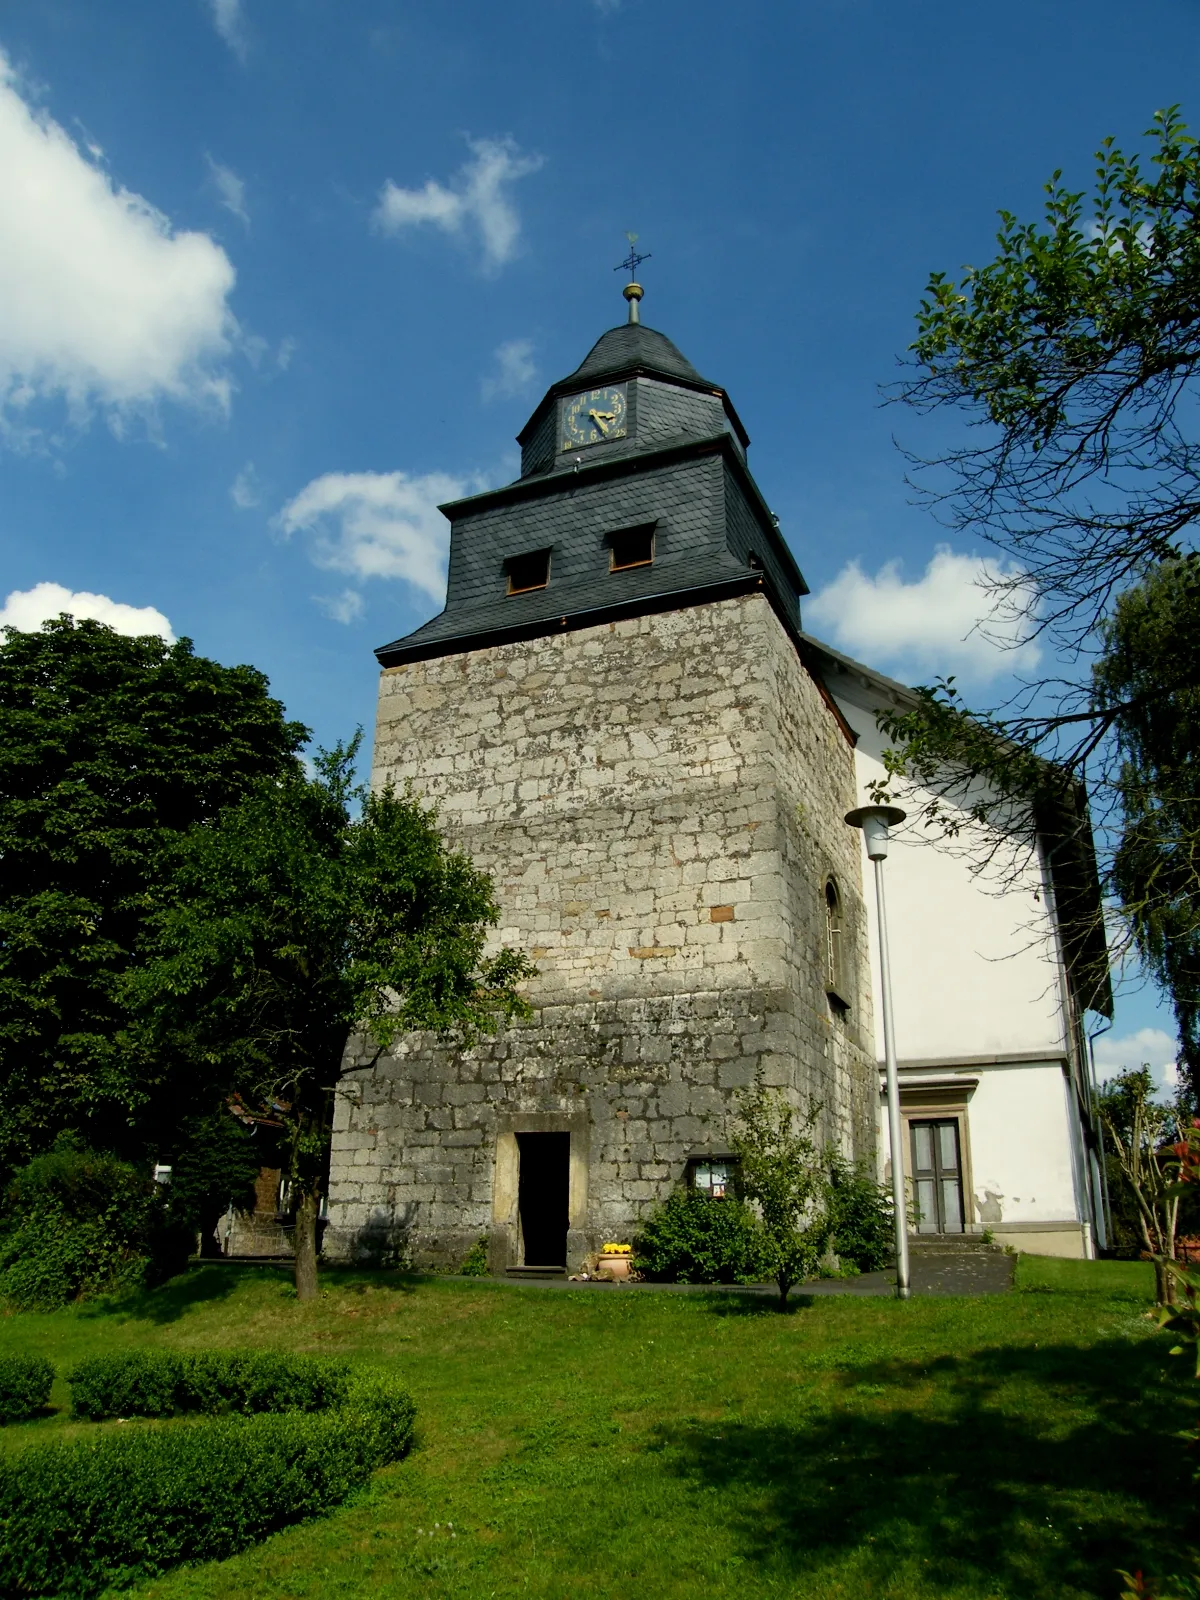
<box><xmin>824</xmin><ymin>878</ymin><xmax>844</xmax><ymax>998</ymax></box>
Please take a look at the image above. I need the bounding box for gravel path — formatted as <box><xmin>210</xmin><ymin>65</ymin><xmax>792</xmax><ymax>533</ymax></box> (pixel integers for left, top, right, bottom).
<box><xmin>498</xmin><ymin>1249</ymin><xmax>1015</xmax><ymax>1298</ymax></box>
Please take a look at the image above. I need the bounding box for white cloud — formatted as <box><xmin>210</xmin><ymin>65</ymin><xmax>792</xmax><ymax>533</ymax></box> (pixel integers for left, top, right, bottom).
<box><xmin>276</xmin><ymin>469</ymin><xmax>474</xmax><ymax>611</ymax></box>
<box><xmin>806</xmin><ymin>546</ymin><xmax>1041</xmax><ymax>681</ymax></box>
<box><xmin>1093</xmin><ymin>1026</ymin><xmax>1179</xmax><ymax>1094</ymax></box>
<box><xmin>375</xmin><ymin>137</ymin><xmax>542</xmax><ymax>272</ymax></box>
<box><xmin>231</xmin><ymin>461</ymin><xmax>260</xmax><ymax>508</ymax></box>
<box><xmin>0</xmin><ymin>50</ymin><xmax>236</xmax><ymax>430</ymax></box>
<box><xmin>0</xmin><ymin>581</ymin><xmax>174</xmax><ymax>641</ymax></box>
<box><xmin>481</xmin><ymin>338</ymin><xmax>535</xmax><ymax>401</ymax></box>
<box><xmin>207</xmin><ymin>156</ymin><xmax>248</xmax><ymax>227</ymax></box>
<box><xmin>318</xmin><ymin>588</ymin><xmax>366</xmax><ymax>626</ymax></box>
<box><xmin>206</xmin><ymin>0</ymin><xmax>247</xmax><ymax>60</ymax></box>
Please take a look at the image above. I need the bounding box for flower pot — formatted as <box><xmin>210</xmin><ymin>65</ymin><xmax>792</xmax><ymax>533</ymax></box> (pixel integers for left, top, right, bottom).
<box><xmin>598</xmin><ymin>1254</ymin><xmax>631</xmax><ymax>1280</ymax></box>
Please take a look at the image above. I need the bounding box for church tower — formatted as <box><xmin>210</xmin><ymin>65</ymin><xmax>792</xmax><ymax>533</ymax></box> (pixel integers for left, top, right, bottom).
<box><xmin>325</xmin><ymin>283</ymin><xmax>877</xmax><ymax>1272</ymax></box>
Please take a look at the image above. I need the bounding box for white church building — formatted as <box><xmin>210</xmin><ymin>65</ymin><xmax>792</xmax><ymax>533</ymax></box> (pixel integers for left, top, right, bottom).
<box><xmin>810</xmin><ymin>636</ymin><xmax>1112</xmax><ymax>1258</ymax></box>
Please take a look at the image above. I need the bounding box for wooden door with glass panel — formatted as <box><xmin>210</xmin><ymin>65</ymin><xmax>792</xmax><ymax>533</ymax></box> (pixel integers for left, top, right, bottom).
<box><xmin>910</xmin><ymin>1118</ymin><xmax>965</xmax><ymax>1234</ymax></box>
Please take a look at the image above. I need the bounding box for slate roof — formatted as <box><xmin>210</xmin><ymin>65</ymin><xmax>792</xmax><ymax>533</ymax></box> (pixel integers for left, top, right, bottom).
<box><xmin>377</xmin><ymin>551</ymin><xmax>759</xmax><ymax>664</ymax></box>
<box><xmin>516</xmin><ymin>319</ymin><xmax>744</xmax><ymax>450</ymax></box>
<box><xmin>377</xmin><ymin>313</ymin><xmax>795</xmax><ymax>667</ymax></box>
<box><xmin>563</xmin><ymin>323</ymin><xmax>714</xmax><ymax>390</ymax></box>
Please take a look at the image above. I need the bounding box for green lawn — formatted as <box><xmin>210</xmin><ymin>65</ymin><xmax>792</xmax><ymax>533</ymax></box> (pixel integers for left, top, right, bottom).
<box><xmin>0</xmin><ymin>1256</ymin><xmax>1191</xmax><ymax>1599</ymax></box>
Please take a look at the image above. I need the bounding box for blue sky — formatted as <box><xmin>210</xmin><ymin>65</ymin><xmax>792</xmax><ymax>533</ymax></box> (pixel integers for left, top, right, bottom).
<box><xmin>0</xmin><ymin>0</ymin><xmax>1195</xmax><ymax>1072</ymax></box>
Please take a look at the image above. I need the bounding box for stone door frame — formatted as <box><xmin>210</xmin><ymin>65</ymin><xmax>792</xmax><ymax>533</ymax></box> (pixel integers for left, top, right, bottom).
<box><xmin>489</xmin><ymin>1112</ymin><xmax>590</xmax><ymax>1272</ymax></box>
<box><xmin>893</xmin><ymin>1079</ymin><xmax>979</xmax><ymax>1235</ymax></box>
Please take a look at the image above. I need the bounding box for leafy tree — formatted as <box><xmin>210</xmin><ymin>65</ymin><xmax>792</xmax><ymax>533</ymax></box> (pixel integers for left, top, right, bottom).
<box><xmin>731</xmin><ymin>1078</ymin><xmax>829</xmax><ymax>1307</ymax></box>
<box><xmin>130</xmin><ymin>740</ymin><xmax>534</xmax><ymax>1300</ymax></box>
<box><xmin>901</xmin><ymin>106</ymin><xmax>1200</xmax><ymax>648</ymax></box>
<box><xmin>1099</xmin><ymin>564</ymin><xmax>1200</xmax><ymax>1085</ymax></box>
<box><xmin>0</xmin><ymin>617</ymin><xmax>307</xmax><ymax>1175</ymax></box>
<box><xmin>1121</xmin><ymin>1123</ymin><xmax>1200</xmax><ymax>1595</ymax></box>
<box><xmin>879</xmin><ymin>110</ymin><xmax>1200</xmax><ymax>1066</ymax></box>
<box><xmin>1098</xmin><ymin>1067</ymin><xmax>1184</xmax><ymax>1305</ymax></box>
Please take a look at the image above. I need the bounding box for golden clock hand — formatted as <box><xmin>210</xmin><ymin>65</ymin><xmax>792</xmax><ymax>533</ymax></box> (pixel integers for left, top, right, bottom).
<box><xmin>588</xmin><ymin>409</ymin><xmax>611</xmax><ymax>434</ymax></box>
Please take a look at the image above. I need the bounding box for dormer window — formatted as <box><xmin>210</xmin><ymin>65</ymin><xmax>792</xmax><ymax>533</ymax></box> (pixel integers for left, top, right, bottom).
<box><xmin>608</xmin><ymin>524</ymin><xmax>656</xmax><ymax>572</ymax></box>
<box><xmin>505</xmin><ymin>549</ymin><xmax>551</xmax><ymax>595</ymax></box>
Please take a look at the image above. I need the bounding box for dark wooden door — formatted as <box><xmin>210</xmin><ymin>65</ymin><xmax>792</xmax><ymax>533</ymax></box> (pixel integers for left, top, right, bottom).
<box><xmin>910</xmin><ymin>1119</ymin><xmax>965</xmax><ymax>1234</ymax></box>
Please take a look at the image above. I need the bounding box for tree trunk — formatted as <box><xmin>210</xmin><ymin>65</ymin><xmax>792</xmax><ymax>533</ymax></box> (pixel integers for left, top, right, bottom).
<box><xmin>1152</xmin><ymin>1256</ymin><xmax>1178</xmax><ymax>1308</ymax></box>
<box><xmin>294</xmin><ymin>1187</ymin><xmax>320</xmax><ymax>1302</ymax></box>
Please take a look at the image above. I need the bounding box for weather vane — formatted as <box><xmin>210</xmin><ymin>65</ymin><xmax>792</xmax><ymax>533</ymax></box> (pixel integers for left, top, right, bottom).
<box><xmin>614</xmin><ymin>232</ymin><xmax>650</xmax><ymax>324</ymax></box>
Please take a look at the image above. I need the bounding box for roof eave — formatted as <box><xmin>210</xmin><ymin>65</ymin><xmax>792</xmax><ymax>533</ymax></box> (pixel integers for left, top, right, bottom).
<box><xmin>375</xmin><ymin>573</ymin><xmax>768</xmax><ymax>666</ymax></box>
<box><xmin>798</xmin><ymin>632</ymin><xmax>921</xmax><ymax>709</ymax></box>
<box><xmin>374</xmin><ymin>573</ymin><xmax>853</xmax><ymax>750</ymax></box>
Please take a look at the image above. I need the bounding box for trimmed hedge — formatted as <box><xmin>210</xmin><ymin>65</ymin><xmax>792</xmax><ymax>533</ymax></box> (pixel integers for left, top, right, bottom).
<box><xmin>0</xmin><ymin>1356</ymin><xmax>53</xmax><ymax>1424</ymax></box>
<box><xmin>70</xmin><ymin>1349</ymin><xmax>350</xmax><ymax>1420</ymax></box>
<box><xmin>0</xmin><ymin>1364</ymin><xmax>415</xmax><ymax>1598</ymax></box>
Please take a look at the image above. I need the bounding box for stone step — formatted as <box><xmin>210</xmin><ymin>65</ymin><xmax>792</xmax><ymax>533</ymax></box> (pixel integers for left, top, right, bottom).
<box><xmin>505</xmin><ymin>1265</ymin><xmax>567</xmax><ymax>1279</ymax></box>
<box><xmin>909</xmin><ymin>1236</ymin><xmax>1005</xmax><ymax>1255</ymax></box>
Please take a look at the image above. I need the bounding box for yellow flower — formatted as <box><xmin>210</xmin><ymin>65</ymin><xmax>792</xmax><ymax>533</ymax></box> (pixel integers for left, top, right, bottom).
<box><xmin>600</xmin><ymin>1243</ymin><xmax>632</xmax><ymax>1254</ymax></box>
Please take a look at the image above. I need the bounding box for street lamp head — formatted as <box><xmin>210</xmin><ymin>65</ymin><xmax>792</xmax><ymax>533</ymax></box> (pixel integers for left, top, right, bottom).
<box><xmin>844</xmin><ymin>804</ymin><xmax>907</xmax><ymax>861</ymax></box>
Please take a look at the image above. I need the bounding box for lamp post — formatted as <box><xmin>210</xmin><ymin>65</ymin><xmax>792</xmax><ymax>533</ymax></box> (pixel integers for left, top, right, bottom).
<box><xmin>845</xmin><ymin>804</ymin><xmax>911</xmax><ymax>1301</ymax></box>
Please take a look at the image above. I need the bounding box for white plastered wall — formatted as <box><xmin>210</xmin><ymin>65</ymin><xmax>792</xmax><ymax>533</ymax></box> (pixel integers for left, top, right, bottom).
<box><xmin>826</xmin><ymin>673</ymin><xmax>1091</xmax><ymax>1255</ymax></box>
<box><xmin>839</xmin><ymin>700</ymin><xmax>1069</xmax><ymax>1062</ymax></box>
<box><xmin>968</xmin><ymin>1064</ymin><xmax>1080</xmax><ymax>1221</ymax></box>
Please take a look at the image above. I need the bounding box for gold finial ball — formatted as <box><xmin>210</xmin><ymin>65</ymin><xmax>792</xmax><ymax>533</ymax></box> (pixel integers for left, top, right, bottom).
<box><xmin>622</xmin><ymin>282</ymin><xmax>644</xmax><ymax>302</ymax></box>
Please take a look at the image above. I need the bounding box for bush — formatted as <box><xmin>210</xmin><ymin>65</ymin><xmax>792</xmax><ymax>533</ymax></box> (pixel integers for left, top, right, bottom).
<box><xmin>0</xmin><ymin>1367</ymin><xmax>415</xmax><ymax>1597</ymax></box>
<box><xmin>632</xmin><ymin>1189</ymin><xmax>770</xmax><ymax>1284</ymax></box>
<box><xmin>69</xmin><ymin>1350</ymin><xmax>350</xmax><ymax>1420</ymax></box>
<box><xmin>0</xmin><ymin>1356</ymin><xmax>53</xmax><ymax>1424</ymax></box>
<box><xmin>826</xmin><ymin>1152</ymin><xmax>894</xmax><ymax>1272</ymax></box>
<box><xmin>460</xmin><ymin>1236</ymin><xmax>489</xmax><ymax>1276</ymax></box>
<box><xmin>0</xmin><ymin>1143</ymin><xmax>177</xmax><ymax>1311</ymax></box>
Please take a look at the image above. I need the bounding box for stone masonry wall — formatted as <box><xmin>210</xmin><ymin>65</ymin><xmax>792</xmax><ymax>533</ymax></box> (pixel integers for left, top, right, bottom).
<box><xmin>325</xmin><ymin>594</ymin><xmax>876</xmax><ymax>1269</ymax></box>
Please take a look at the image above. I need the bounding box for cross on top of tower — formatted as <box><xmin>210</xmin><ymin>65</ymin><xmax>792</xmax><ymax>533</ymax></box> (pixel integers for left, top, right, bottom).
<box><xmin>613</xmin><ymin>233</ymin><xmax>650</xmax><ymax>324</ymax></box>
<box><xmin>614</xmin><ymin>232</ymin><xmax>651</xmax><ymax>280</ymax></box>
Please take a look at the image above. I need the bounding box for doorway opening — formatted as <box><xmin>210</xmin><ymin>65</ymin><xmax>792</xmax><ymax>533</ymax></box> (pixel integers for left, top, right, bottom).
<box><xmin>517</xmin><ymin>1132</ymin><xmax>570</xmax><ymax>1266</ymax></box>
<box><xmin>910</xmin><ymin>1118</ymin><xmax>965</xmax><ymax>1234</ymax></box>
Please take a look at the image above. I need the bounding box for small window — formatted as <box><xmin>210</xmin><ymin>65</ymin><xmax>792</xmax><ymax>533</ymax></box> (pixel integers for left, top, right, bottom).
<box><xmin>505</xmin><ymin>548</ymin><xmax>551</xmax><ymax>595</ymax></box>
<box><xmin>825</xmin><ymin>878</ymin><xmax>846</xmax><ymax>1006</ymax></box>
<box><xmin>608</xmin><ymin>524</ymin><xmax>655</xmax><ymax>572</ymax></box>
<box><xmin>689</xmin><ymin>1158</ymin><xmax>737</xmax><ymax>1199</ymax></box>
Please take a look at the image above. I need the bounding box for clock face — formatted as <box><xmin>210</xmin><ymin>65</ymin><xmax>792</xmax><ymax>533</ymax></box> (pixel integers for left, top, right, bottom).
<box><xmin>560</xmin><ymin>385</ymin><xmax>628</xmax><ymax>450</ymax></box>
